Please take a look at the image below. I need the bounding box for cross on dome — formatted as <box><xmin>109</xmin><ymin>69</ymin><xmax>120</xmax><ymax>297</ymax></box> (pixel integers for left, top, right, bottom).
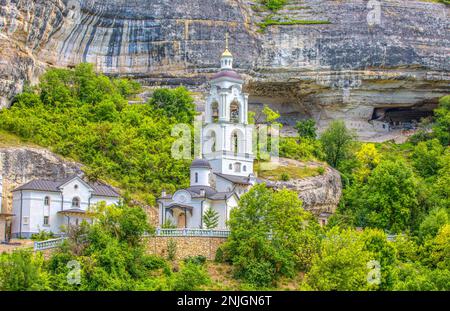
<box><xmin>221</xmin><ymin>32</ymin><xmax>233</xmax><ymax>70</ymax></box>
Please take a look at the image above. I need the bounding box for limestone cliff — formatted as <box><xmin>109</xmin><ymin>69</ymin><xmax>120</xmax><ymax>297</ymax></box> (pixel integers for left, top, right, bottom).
<box><xmin>0</xmin><ymin>0</ymin><xmax>449</xmax><ymax>136</ymax></box>
<box><xmin>261</xmin><ymin>158</ymin><xmax>342</xmax><ymax>215</ymax></box>
<box><xmin>0</xmin><ymin>146</ymin><xmax>82</xmax><ymax>213</ymax></box>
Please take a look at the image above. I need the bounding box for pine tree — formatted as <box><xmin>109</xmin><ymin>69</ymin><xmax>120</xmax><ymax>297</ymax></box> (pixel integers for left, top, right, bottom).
<box><xmin>203</xmin><ymin>208</ymin><xmax>219</xmax><ymax>229</ymax></box>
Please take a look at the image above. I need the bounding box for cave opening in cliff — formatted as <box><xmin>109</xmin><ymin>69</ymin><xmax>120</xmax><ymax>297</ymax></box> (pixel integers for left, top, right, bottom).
<box><xmin>371</xmin><ymin>104</ymin><xmax>436</xmax><ymax>130</ymax></box>
<box><xmin>246</xmin><ymin>82</ymin><xmax>315</xmax><ymax>136</ymax></box>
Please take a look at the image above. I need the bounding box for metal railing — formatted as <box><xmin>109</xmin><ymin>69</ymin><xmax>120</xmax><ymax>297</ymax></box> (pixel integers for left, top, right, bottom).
<box><xmin>34</xmin><ymin>237</ymin><xmax>67</xmax><ymax>251</ymax></box>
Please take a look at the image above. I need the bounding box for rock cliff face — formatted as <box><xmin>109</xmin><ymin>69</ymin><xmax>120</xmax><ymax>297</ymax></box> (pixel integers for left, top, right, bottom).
<box><xmin>0</xmin><ymin>146</ymin><xmax>82</xmax><ymax>213</ymax></box>
<box><xmin>263</xmin><ymin>159</ymin><xmax>342</xmax><ymax>214</ymax></box>
<box><xmin>0</xmin><ymin>0</ymin><xmax>449</xmax><ymax>136</ymax></box>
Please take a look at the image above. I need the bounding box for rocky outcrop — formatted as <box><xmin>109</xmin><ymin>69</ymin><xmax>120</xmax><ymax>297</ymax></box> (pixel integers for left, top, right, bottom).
<box><xmin>0</xmin><ymin>0</ymin><xmax>449</xmax><ymax>136</ymax></box>
<box><xmin>264</xmin><ymin>159</ymin><xmax>342</xmax><ymax>215</ymax></box>
<box><xmin>0</xmin><ymin>146</ymin><xmax>82</xmax><ymax>212</ymax></box>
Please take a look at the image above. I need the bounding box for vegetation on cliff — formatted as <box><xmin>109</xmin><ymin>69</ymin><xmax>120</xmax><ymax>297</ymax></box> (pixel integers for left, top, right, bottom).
<box><xmin>0</xmin><ymin>64</ymin><xmax>194</xmax><ymax>204</ymax></box>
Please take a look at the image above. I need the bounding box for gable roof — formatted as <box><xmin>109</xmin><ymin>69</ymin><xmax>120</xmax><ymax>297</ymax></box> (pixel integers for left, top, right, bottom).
<box><xmin>161</xmin><ymin>185</ymin><xmax>235</xmax><ymax>201</ymax></box>
<box><xmin>214</xmin><ymin>173</ymin><xmax>251</xmax><ymax>185</ymax></box>
<box><xmin>13</xmin><ymin>175</ymin><xmax>120</xmax><ymax>198</ymax></box>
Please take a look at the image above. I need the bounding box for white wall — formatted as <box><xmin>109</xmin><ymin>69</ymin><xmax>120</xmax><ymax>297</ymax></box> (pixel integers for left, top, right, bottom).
<box><xmin>190</xmin><ymin>167</ymin><xmax>211</xmax><ymax>187</ymax></box>
<box><xmin>11</xmin><ymin>187</ymin><xmax>118</xmax><ymax>237</ymax></box>
<box><xmin>60</xmin><ymin>178</ymin><xmax>92</xmax><ymax>210</ymax></box>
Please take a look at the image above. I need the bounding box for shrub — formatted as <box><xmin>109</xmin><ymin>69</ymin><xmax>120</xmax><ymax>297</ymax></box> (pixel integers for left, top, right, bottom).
<box><xmin>31</xmin><ymin>230</ymin><xmax>55</xmax><ymax>241</ymax></box>
<box><xmin>0</xmin><ymin>250</ymin><xmax>50</xmax><ymax>291</ymax></box>
<box><xmin>261</xmin><ymin>0</ymin><xmax>287</xmax><ymax>11</ymax></box>
<box><xmin>215</xmin><ymin>246</ymin><xmax>225</xmax><ymax>263</ymax></box>
<box><xmin>280</xmin><ymin>172</ymin><xmax>290</xmax><ymax>181</ymax></box>
<box><xmin>171</xmin><ymin>262</ymin><xmax>210</xmax><ymax>291</ymax></box>
<box><xmin>295</xmin><ymin>119</ymin><xmax>317</xmax><ymax>140</ymax></box>
<box><xmin>184</xmin><ymin>255</ymin><xmax>207</xmax><ymax>266</ymax></box>
<box><xmin>167</xmin><ymin>239</ymin><xmax>177</xmax><ymax>261</ymax></box>
<box><xmin>318</xmin><ymin>166</ymin><xmax>325</xmax><ymax>175</ymax></box>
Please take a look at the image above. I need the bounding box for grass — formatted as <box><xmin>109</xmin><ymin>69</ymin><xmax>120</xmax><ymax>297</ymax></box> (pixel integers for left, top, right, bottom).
<box><xmin>0</xmin><ymin>130</ymin><xmax>38</xmax><ymax>148</ymax></box>
<box><xmin>258</xmin><ymin>18</ymin><xmax>331</xmax><ymax>30</ymax></box>
<box><xmin>286</xmin><ymin>6</ymin><xmax>311</xmax><ymax>10</ymax></box>
<box><xmin>205</xmin><ymin>262</ymin><xmax>304</xmax><ymax>290</ymax></box>
<box><xmin>255</xmin><ymin>161</ymin><xmax>322</xmax><ymax>181</ymax></box>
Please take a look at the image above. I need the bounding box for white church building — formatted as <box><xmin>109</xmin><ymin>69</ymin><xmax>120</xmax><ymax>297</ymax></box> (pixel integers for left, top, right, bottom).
<box><xmin>158</xmin><ymin>41</ymin><xmax>263</xmax><ymax>230</ymax></box>
<box><xmin>10</xmin><ymin>174</ymin><xmax>119</xmax><ymax>238</ymax></box>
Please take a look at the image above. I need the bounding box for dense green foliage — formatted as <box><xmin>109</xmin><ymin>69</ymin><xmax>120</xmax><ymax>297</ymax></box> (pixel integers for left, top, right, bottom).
<box><xmin>320</xmin><ymin>120</ymin><xmax>356</xmax><ymax>169</ymax></box>
<box><xmin>0</xmin><ymin>250</ymin><xmax>50</xmax><ymax>290</ymax></box>
<box><xmin>223</xmin><ymin>184</ymin><xmax>321</xmax><ymax>287</ymax></box>
<box><xmin>0</xmin><ymin>64</ymin><xmax>194</xmax><ymax>203</ymax></box>
<box><xmin>0</xmin><ymin>203</ymin><xmax>210</xmax><ymax>291</ymax></box>
<box><xmin>260</xmin><ymin>0</ymin><xmax>286</xmax><ymax>11</ymax></box>
<box><xmin>0</xmin><ymin>63</ymin><xmax>448</xmax><ymax>291</ymax></box>
<box><xmin>295</xmin><ymin>119</ymin><xmax>317</xmax><ymax>140</ymax></box>
<box><xmin>433</xmin><ymin>95</ymin><xmax>450</xmax><ymax>146</ymax></box>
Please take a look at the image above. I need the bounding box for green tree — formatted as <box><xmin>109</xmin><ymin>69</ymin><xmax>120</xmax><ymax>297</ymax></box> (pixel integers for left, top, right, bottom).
<box><xmin>361</xmin><ymin>229</ymin><xmax>398</xmax><ymax>290</ymax></box>
<box><xmin>295</xmin><ymin>119</ymin><xmax>317</xmax><ymax>140</ymax></box>
<box><xmin>148</xmin><ymin>87</ymin><xmax>196</xmax><ymax>123</ymax></box>
<box><xmin>224</xmin><ymin>184</ymin><xmax>317</xmax><ymax>287</ymax></box>
<box><xmin>433</xmin><ymin>95</ymin><xmax>450</xmax><ymax>146</ymax></box>
<box><xmin>302</xmin><ymin>228</ymin><xmax>373</xmax><ymax>291</ymax></box>
<box><xmin>345</xmin><ymin>159</ymin><xmax>419</xmax><ymax>233</ymax></box>
<box><xmin>419</xmin><ymin>208</ymin><xmax>449</xmax><ymax>240</ymax></box>
<box><xmin>320</xmin><ymin>120</ymin><xmax>356</xmax><ymax>169</ymax></box>
<box><xmin>0</xmin><ymin>250</ymin><xmax>50</xmax><ymax>291</ymax></box>
<box><xmin>411</xmin><ymin>139</ymin><xmax>444</xmax><ymax>178</ymax></box>
<box><xmin>203</xmin><ymin>208</ymin><xmax>220</xmax><ymax>229</ymax></box>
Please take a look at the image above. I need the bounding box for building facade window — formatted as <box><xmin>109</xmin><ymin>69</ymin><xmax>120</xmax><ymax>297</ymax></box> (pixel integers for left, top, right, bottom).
<box><xmin>72</xmin><ymin>197</ymin><xmax>80</xmax><ymax>208</ymax></box>
<box><xmin>211</xmin><ymin>101</ymin><xmax>219</xmax><ymax>122</ymax></box>
<box><xmin>234</xmin><ymin>162</ymin><xmax>241</xmax><ymax>173</ymax></box>
<box><xmin>230</xmin><ymin>100</ymin><xmax>240</xmax><ymax>123</ymax></box>
<box><xmin>195</xmin><ymin>172</ymin><xmax>199</xmax><ymax>183</ymax></box>
<box><xmin>44</xmin><ymin>196</ymin><xmax>50</xmax><ymax>206</ymax></box>
<box><xmin>43</xmin><ymin>216</ymin><xmax>49</xmax><ymax>226</ymax></box>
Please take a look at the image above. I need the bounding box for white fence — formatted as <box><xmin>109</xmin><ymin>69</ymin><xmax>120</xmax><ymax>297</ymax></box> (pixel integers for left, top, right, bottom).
<box><xmin>34</xmin><ymin>229</ymin><xmax>231</xmax><ymax>251</ymax></box>
<box><xmin>34</xmin><ymin>237</ymin><xmax>67</xmax><ymax>251</ymax></box>
<box><xmin>153</xmin><ymin>228</ymin><xmax>230</xmax><ymax>238</ymax></box>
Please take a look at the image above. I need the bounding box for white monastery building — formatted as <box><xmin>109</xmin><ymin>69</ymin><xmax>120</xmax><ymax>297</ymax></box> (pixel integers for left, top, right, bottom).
<box><xmin>10</xmin><ymin>174</ymin><xmax>119</xmax><ymax>238</ymax></box>
<box><xmin>158</xmin><ymin>40</ymin><xmax>265</xmax><ymax>229</ymax></box>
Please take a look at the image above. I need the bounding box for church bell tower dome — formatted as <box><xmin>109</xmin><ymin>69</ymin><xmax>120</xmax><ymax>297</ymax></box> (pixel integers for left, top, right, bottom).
<box><xmin>220</xmin><ymin>33</ymin><xmax>234</xmax><ymax>70</ymax></box>
<box><xmin>190</xmin><ymin>159</ymin><xmax>211</xmax><ymax>187</ymax></box>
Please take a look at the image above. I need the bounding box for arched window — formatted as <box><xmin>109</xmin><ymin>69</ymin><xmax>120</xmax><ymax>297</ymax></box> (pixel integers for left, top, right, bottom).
<box><xmin>44</xmin><ymin>196</ymin><xmax>50</xmax><ymax>206</ymax></box>
<box><xmin>232</xmin><ymin>132</ymin><xmax>239</xmax><ymax>155</ymax></box>
<box><xmin>234</xmin><ymin>162</ymin><xmax>242</xmax><ymax>173</ymax></box>
<box><xmin>230</xmin><ymin>100</ymin><xmax>240</xmax><ymax>123</ymax></box>
<box><xmin>72</xmin><ymin>197</ymin><xmax>80</xmax><ymax>208</ymax></box>
<box><xmin>210</xmin><ymin>131</ymin><xmax>216</xmax><ymax>152</ymax></box>
<box><xmin>195</xmin><ymin>172</ymin><xmax>199</xmax><ymax>183</ymax></box>
<box><xmin>211</xmin><ymin>101</ymin><xmax>219</xmax><ymax>123</ymax></box>
<box><xmin>229</xmin><ymin>164</ymin><xmax>233</xmax><ymax>170</ymax></box>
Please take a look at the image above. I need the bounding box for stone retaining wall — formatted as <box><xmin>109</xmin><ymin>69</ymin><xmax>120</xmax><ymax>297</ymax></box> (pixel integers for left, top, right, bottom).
<box><xmin>145</xmin><ymin>236</ymin><xmax>227</xmax><ymax>260</ymax></box>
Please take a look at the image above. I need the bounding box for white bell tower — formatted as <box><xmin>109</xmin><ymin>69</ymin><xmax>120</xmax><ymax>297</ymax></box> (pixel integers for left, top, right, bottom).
<box><xmin>202</xmin><ymin>34</ymin><xmax>254</xmax><ymax>177</ymax></box>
